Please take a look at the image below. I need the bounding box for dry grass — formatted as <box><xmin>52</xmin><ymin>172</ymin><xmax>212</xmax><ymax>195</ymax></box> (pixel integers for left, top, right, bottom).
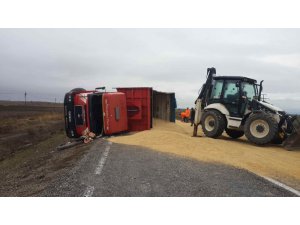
<box><xmin>0</xmin><ymin>101</ymin><xmax>92</xmax><ymax>196</ymax></box>
<box><xmin>109</xmin><ymin>119</ymin><xmax>300</xmax><ymax>190</ymax></box>
<box><xmin>0</xmin><ymin>102</ymin><xmax>64</xmax><ymax>161</ymax></box>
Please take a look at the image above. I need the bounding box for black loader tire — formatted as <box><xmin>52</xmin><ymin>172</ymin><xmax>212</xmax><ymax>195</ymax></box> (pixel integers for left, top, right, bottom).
<box><xmin>201</xmin><ymin>110</ymin><xmax>226</xmax><ymax>138</ymax></box>
<box><xmin>225</xmin><ymin>128</ymin><xmax>244</xmax><ymax>139</ymax></box>
<box><xmin>272</xmin><ymin>133</ymin><xmax>285</xmax><ymax>144</ymax></box>
<box><xmin>244</xmin><ymin>113</ymin><xmax>278</xmax><ymax>145</ymax></box>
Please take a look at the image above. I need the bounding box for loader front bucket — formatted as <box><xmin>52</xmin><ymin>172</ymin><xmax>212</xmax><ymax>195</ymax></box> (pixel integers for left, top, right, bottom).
<box><xmin>283</xmin><ymin>116</ymin><xmax>300</xmax><ymax>150</ymax></box>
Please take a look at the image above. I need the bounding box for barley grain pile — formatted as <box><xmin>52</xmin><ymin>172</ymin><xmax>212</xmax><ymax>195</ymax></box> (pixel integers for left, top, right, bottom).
<box><xmin>109</xmin><ymin>119</ymin><xmax>300</xmax><ymax>190</ymax></box>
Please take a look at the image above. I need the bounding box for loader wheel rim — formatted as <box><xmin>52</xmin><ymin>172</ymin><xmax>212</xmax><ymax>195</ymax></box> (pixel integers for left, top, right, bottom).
<box><xmin>250</xmin><ymin>119</ymin><xmax>270</xmax><ymax>138</ymax></box>
<box><xmin>205</xmin><ymin>115</ymin><xmax>215</xmax><ymax>132</ymax></box>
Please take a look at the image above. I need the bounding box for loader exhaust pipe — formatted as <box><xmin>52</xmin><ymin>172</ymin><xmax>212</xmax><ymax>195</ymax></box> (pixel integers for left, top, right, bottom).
<box><xmin>258</xmin><ymin>80</ymin><xmax>264</xmax><ymax>101</ymax></box>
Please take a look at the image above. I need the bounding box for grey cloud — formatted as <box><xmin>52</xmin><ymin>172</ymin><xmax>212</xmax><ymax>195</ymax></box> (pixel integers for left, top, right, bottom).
<box><xmin>0</xmin><ymin>29</ymin><xmax>300</xmax><ymax>112</ymax></box>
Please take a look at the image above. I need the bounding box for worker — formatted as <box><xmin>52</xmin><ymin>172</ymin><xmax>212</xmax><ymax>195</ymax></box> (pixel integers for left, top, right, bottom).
<box><xmin>185</xmin><ymin>107</ymin><xmax>190</xmax><ymax>122</ymax></box>
<box><xmin>181</xmin><ymin>107</ymin><xmax>190</xmax><ymax>122</ymax></box>
<box><xmin>190</xmin><ymin>107</ymin><xmax>195</xmax><ymax>126</ymax></box>
<box><xmin>180</xmin><ymin>110</ymin><xmax>186</xmax><ymax>121</ymax></box>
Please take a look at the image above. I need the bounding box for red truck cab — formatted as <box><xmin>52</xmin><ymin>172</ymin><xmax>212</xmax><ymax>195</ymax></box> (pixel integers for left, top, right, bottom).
<box><xmin>64</xmin><ymin>88</ymin><xmax>128</xmax><ymax>138</ymax></box>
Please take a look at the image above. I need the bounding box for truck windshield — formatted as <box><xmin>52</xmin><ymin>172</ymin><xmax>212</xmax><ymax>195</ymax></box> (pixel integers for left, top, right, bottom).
<box><xmin>241</xmin><ymin>82</ymin><xmax>256</xmax><ymax>100</ymax></box>
<box><xmin>74</xmin><ymin>105</ymin><xmax>84</xmax><ymax>125</ymax></box>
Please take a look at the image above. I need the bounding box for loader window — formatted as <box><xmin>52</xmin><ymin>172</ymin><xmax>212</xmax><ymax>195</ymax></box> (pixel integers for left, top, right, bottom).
<box><xmin>210</xmin><ymin>80</ymin><xmax>223</xmax><ymax>99</ymax></box>
<box><xmin>242</xmin><ymin>82</ymin><xmax>256</xmax><ymax>100</ymax></box>
<box><xmin>223</xmin><ymin>81</ymin><xmax>240</xmax><ymax>102</ymax></box>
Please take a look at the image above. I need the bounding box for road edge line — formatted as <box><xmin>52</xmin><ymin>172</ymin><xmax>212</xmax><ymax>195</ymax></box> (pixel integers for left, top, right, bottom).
<box><xmin>83</xmin><ymin>185</ymin><xmax>95</xmax><ymax>197</ymax></box>
<box><xmin>261</xmin><ymin>176</ymin><xmax>300</xmax><ymax>196</ymax></box>
<box><xmin>95</xmin><ymin>142</ymin><xmax>112</xmax><ymax>175</ymax></box>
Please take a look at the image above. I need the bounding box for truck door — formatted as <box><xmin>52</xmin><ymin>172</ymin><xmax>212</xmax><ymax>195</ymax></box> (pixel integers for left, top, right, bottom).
<box><xmin>240</xmin><ymin>82</ymin><xmax>256</xmax><ymax>115</ymax></box>
<box><xmin>222</xmin><ymin>80</ymin><xmax>241</xmax><ymax>117</ymax></box>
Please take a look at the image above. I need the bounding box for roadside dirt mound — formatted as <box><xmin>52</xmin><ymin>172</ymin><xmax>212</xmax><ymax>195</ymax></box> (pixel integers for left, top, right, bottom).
<box><xmin>109</xmin><ymin>119</ymin><xmax>300</xmax><ymax>190</ymax></box>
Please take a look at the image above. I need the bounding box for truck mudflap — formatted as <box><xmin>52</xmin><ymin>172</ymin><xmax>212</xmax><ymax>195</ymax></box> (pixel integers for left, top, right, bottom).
<box><xmin>283</xmin><ymin>116</ymin><xmax>300</xmax><ymax>150</ymax></box>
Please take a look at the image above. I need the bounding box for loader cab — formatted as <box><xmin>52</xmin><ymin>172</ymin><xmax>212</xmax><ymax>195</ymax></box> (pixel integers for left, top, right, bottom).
<box><xmin>208</xmin><ymin>76</ymin><xmax>258</xmax><ymax>117</ymax></box>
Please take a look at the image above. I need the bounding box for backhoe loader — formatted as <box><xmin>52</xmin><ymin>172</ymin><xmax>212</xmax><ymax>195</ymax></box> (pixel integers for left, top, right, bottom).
<box><xmin>193</xmin><ymin>67</ymin><xmax>299</xmax><ymax>149</ymax></box>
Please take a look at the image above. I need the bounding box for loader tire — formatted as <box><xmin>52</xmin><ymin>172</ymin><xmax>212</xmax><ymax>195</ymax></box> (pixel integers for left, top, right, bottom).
<box><xmin>244</xmin><ymin>113</ymin><xmax>278</xmax><ymax>145</ymax></box>
<box><xmin>272</xmin><ymin>132</ymin><xmax>285</xmax><ymax>144</ymax></box>
<box><xmin>201</xmin><ymin>110</ymin><xmax>225</xmax><ymax>138</ymax></box>
<box><xmin>225</xmin><ymin>128</ymin><xmax>244</xmax><ymax>139</ymax></box>
<box><xmin>272</xmin><ymin>136</ymin><xmax>284</xmax><ymax>144</ymax></box>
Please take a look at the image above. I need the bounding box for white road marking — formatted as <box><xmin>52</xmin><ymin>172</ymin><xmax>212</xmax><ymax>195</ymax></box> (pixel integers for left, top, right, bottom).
<box><xmin>83</xmin><ymin>185</ymin><xmax>95</xmax><ymax>197</ymax></box>
<box><xmin>263</xmin><ymin>176</ymin><xmax>300</xmax><ymax>196</ymax></box>
<box><xmin>94</xmin><ymin>142</ymin><xmax>112</xmax><ymax>175</ymax></box>
<box><xmin>83</xmin><ymin>142</ymin><xmax>112</xmax><ymax>197</ymax></box>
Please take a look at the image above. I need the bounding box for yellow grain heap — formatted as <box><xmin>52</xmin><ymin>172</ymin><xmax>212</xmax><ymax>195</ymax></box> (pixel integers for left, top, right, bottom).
<box><xmin>109</xmin><ymin>119</ymin><xmax>300</xmax><ymax>190</ymax></box>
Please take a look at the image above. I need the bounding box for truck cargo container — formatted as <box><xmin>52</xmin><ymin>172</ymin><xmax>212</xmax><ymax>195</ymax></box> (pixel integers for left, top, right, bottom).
<box><xmin>117</xmin><ymin>87</ymin><xmax>177</xmax><ymax>131</ymax></box>
<box><xmin>116</xmin><ymin>87</ymin><xmax>153</xmax><ymax>131</ymax></box>
<box><xmin>153</xmin><ymin>90</ymin><xmax>177</xmax><ymax>123</ymax></box>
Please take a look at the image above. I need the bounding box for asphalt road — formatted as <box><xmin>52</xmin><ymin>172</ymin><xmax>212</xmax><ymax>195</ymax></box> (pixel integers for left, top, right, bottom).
<box><xmin>39</xmin><ymin>139</ymin><xmax>295</xmax><ymax>197</ymax></box>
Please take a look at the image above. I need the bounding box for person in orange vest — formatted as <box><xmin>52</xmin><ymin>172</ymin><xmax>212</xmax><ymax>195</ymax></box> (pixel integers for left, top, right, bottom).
<box><xmin>180</xmin><ymin>107</ymin><xmax>190</xmax><ymax>122</ymax></box>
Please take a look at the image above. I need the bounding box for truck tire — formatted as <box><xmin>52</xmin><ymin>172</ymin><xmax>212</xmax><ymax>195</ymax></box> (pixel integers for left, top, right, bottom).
<box><xmin>201</xmin><ymin>110</ymin><xmax>225</xmax><ymax>138</ymax></box>
<box><xmin>225</xmin><ymin>128</ymin><xmax>244</xmax><ymax>139</ymax></box>
<box><xmin>244</xmin><ymin>113</ymin><xmax>278</xmax><ymax>145</ymax></box>
<box><xmin>70</xmin><ymin>88</ymin><xmax>86</xmax><ymax>93</ymax></box>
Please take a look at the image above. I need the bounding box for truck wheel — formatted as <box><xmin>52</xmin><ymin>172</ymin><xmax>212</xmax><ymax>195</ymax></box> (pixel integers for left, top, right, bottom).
<box><xmin>70</xmin><ymin>88</ymin><xmax>86</xmax><ymax>93</ymax></box>
<box><xmin>201</xmin><ymin>110</ymin><xmax>225</xmax><ymax>138</ymax></box>
<box><xmin>225</xmin><ymin>128</ymin><xmax>244</xmax><ymax>139</ymax></box>
<box><xmin>244</xmin><ymin>113</ymin><xmax>278</xmax><ymax>145</ymax></box>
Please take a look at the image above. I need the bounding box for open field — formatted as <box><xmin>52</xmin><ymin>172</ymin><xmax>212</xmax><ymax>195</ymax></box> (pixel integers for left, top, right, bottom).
<box><xmin>109</xmin><ymin>119</ymin><xmax>300</xmax><ymax>190</ymax></box>
<box><xmin>0</xmin><ymin>101</ymin><xmax>64</xmax><ymax>160</ymax></box>
<box><xmin>0</xmin><ymin>101</ymin><xmax>90</xmax><ymax>196</ymax></box>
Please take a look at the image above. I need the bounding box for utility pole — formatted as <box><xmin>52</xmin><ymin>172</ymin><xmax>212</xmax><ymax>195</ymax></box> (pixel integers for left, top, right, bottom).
<box><xmin>55</xmin><ymin>97</ymin><xmax>56</xmax><ymax>104</ymax></box>
<box><xmin>24</xmin><ymin>91</ymin><xmax>27</xmax><ymax>104</ymax></box>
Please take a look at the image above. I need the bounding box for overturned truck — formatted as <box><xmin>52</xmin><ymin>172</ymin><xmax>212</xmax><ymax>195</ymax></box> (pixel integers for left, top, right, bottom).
<box><xmin>64</xmin><ymin>87</ymin><xmax>176</xmax><ymax>138</ymax></box>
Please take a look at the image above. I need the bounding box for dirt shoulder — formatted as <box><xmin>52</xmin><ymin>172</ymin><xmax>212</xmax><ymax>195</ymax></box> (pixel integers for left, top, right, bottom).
<box><xmin>0</xmin><ymin>131</ymin><xmax>91</xmax><ymax>196</ymax></box>
<box><xmin>109</xmin><ymin>119</ymin><xmax>300</xmax><ymax>190</ymax></box>
<box><xmin>0</xmin><ymin>102</ymin><xmax>90</xmax><ymax>196</ymax></box>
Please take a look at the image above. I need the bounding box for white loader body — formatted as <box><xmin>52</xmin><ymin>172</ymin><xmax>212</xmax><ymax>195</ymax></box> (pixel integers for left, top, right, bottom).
<box><xmin>195</xmin><ymin>101</ymin><xmax>281</xmax><ymax>130</ymax></box>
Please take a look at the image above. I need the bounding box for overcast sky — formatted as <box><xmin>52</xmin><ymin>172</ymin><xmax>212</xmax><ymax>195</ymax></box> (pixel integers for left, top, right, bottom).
<box><xmin>0</xmin><ymin>29</ymin><xmax>299</xmax><ymax>112</ymax></box>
